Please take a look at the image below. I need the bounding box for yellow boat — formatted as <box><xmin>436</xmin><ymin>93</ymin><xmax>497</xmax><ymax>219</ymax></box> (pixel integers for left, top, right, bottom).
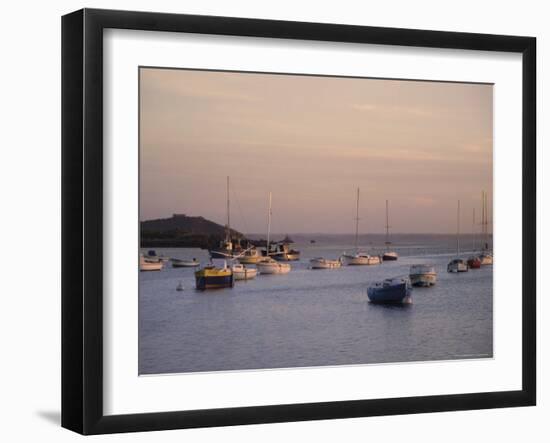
<box><xmin>195</xmin><ymin>264</ymin><xmax>234</xmax><ymax>290</ymax></box>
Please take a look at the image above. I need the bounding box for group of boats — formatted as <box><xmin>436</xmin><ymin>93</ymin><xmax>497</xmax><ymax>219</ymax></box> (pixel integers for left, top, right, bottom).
<box><xmin>447</xmin><ymin>193</ymin><xmax>493</xmax><ymax>273</ymax></box>
<box><xmin>140</xmin><ymin>179</ymin><xmax>492</xmax><ymax>302</ymax></box>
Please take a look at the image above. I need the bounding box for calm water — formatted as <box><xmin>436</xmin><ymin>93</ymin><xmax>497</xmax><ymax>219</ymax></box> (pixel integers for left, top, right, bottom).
<box><xmin>139</xmin><ymin>234</ymin><xmax>493</xmax><ymax>375</ymax></box>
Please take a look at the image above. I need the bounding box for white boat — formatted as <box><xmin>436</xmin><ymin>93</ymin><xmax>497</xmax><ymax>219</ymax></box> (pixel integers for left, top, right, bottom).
<box><xmin>232</xmin><ymin>263</ymin><xmax>258</xmax><ymax>280</ymax></box>
<box><xmin>257</xmin><ymin>257</ymin><xmax>291</xmax><ymax>274</ymax></box>
<box><xmin>310</xmin><ymin>257</ymin><xmax>342</xmax><ymax>269</ymax></box>
<box><xmin>447</xmin><ymin>200</ymin><xmax>469</xmax><ymax>273</ymax></box>
<box><xmin>382</xmin><ymin>200</ymin><xmax>399</xmax><ymax>261</ymax></box>
<box><xmin>171</xmin><ymin>258</ymin><xmax>200</xmax><ymax>268</ymax></box>
<box><xmin>448</xmin><ymin>258</ymin><xmax>468</xmax><ymax>273</ymax></box>
<box><xmin>409</xmin><ymin>264</ymin><xmax>437</xmax><ymax>287</ymax></box>
<box><xmin>256</xmin><ymin>192</ymin><xmax>291</xmax><ymax>275</ymax></box>
<box><xmin>478</xmin><ymin>190</ymin><xmax>493</xmax><ymax>265</ymax></box>
<box><xmin>140</xmin><ymin>255</ymin><xmax>163</xmax><ymax>271</ymax></box>
<box><xmin>144</xmin><ymin>250</ymin><xmax>169</xmax><ymax>263</ymax></box>
<box><xmin>342</xmin><ymin>188</ymin><xmax>380</xmax><ymax>266</ymax></box>
<box><xmin>478</xmin><ymin>253</ymin><xmax>493</xmax><ymax>265</ymax></box>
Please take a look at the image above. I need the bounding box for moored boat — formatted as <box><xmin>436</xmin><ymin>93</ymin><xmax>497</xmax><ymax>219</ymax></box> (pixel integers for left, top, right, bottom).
<box><xmin>447</xmin><ymin>200</ymin><xmax>469</xmax><ymax>273</ymax></box>
<box><xmin>256</xmin><ymin>257</ymin><xmax>291</xmax><ymax>274</ymax></box>
<box><xmin>367</xmin><ymin>277</ymin><xmax>412</xmax><ymax>304</ymax></box>
<box><xmin>145</xmin><ymin>250</ymin><xmax>169</xmax><ymax>263</ymax></box>
<box><xmin>140</xmin><ymin>255</ymin><xmax>164</xmax><ymax>271</ymax></box>
<box><xmin>342</xmin><ymin>187</ymin><xmax>380</xmax><ymax>266</ymax></box>
<box><xmin>265</xmin><ymin>240</ymin><xmax>301</xmax><ymax>261</ymax></box>
<box><xmin>256</xmin><ymin>192</ymin><xmax>292</xmax><ymax>275</ymax></box>
<box><xmin>237</xmin><ymin>246</ymin><xmax>263</xmax><ymax>264</ymax></box>
<box><xmin>232</xmin><ymin>263</ymin><xmax>258</xmax><ymax>280</ymax></box>
<box><xmin>409</xmin><ymin>264</ymin><xmax>437</xmax><ymax>287</ymax></box>
<box><xmin>382</xmin><ymin>200</ymin><xmax>399</xmax><ymax>261</ymax></box>
<box><xmin>195</xmin><ymin>262</ymin><xmax>234</xmax><ymax>290</ymax></box>
<box><xmin>448</xmin><ymin>258</ymin><xmax>468</xmax><ymax>273</ymax></box>
<box><xmin>467</xmin><ymin>256</ymin><xmax>481</xmax><ymax>269</ymax></box>
<box><xmin>478</xmin><ymin>253</ymin><xmax>493</xmax><ymax>265</ymax></box>
<box><xmin>310</xmin><ymin>257</ymin><xmax>342</xmax><ymax>269</ymax></box>
<box><xmin>171</xmin><ymin>257</ymin><xmax>200</xmax><ymax>268</ymax></box>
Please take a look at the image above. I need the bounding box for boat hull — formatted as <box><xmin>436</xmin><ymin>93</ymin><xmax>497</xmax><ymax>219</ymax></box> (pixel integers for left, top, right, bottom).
<box><xmin>447</xmin><ymin>260</ymin><xmax>468</xmax><ymax>273</ymax></box>
<box><xmin>257</xmin><ymin>261</ymin><xmax>291</xmax><ymax>274</ymax></box>
<box><xmin>478</xmin><ymin>254</ymin><xmax>493</xmax><ymax>265</ymax></box>
<box><xmin>382</xmin><ymin>252</ymin><xmax>399</xmax><ymax>261</ymax></box>
<box><xmin>467</xmin><ymin>257</ymin><xmax>481</xmax><ymax>269</ymax></box>
<box><xmin>310</xmin><ymin>258</ymin><xmax>342</xmax><ymax>269</ymax></box>
<box><xmin>367</xmin><ymin>282</ymin><xmax>412</xmax><ymax>304</ymax></box>
<box><xmin>140</xmin><ymin>261</ymin><xmax>163</xmax><ymax>271</ymax></box>
<box><xmin>195</xmin><ymin>268</ymin><xmax>234</xmax><ymax>290</ymax></box>
<box><xmin>410</xmin><ymin>273</ymin><xmax>437</xmax><ymax>287</ymax></box>
<box><xmin>171</xmin><ymin>259</ymin><xmax>200</xmax><ymax>268</ymax></box>
<box><xmin>232</xmin><ymin>266</ymin><xmax>258</xmax><ymax>280</ymax></box>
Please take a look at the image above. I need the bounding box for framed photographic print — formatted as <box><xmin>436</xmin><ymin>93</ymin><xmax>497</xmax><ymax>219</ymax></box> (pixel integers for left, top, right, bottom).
<box><xmin>61</xmin><ymin>8</ymin><xmax>536</xmax><ymax>435</ymax></box>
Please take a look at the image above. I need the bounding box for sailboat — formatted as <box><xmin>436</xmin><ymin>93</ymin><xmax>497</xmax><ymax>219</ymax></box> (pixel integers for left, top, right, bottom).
<box><xmin>467</xmin><ymin>207</ymin><xmax>481</xmax><ymax>269</ymax></box>
<box><xmin>195</xmin><ymin>260</ymin><xmax>234</xmax><ymax>290</ymax></box>
<box><xmin>341</xmin><ymin>188</ymin><xmax>380</xmax><ymax>265</ymax></box>
<box><xmin>256</xmin><ymin>192</ymin><xmax>291</xmax><ymax>275</ymax></box>
<box><xmin>382</xmin><ymin>200</ymin><xmax>398</xmax><ymax>261</ymax></box>
<box><xmin>209</xmin><ymin>176</ymin><xmax>243</xmax><ymax>259</ymax></box>
<box><xmin>447</xmin><ymin>200</ymin><xmax>468</xmax><ymax>273</ymax></box>
<box><xmin>478</xmin><ymin>190</ymin><xmax>493</xmax><ymax>265</ymax></box>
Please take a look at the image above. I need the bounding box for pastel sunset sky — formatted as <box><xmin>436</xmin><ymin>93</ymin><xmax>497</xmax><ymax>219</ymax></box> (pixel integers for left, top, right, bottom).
<box><xmin>139</xmin><ymin>68</ymin><xmax>493</xmax><ymax>234</ymax></box>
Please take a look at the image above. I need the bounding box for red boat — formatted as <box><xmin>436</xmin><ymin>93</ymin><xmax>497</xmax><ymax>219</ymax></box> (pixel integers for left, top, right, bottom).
<box><xmin>467</xmin><ymin>256</ymin><xmax>481</xmax><ymax>269</ymax></box>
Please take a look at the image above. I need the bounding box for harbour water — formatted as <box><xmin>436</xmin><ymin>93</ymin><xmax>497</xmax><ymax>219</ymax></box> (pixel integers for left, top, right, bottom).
<box><xmin>139</xmin><ymin>234</ymin><xmax>493</xmax><ymax>375</ymax></box>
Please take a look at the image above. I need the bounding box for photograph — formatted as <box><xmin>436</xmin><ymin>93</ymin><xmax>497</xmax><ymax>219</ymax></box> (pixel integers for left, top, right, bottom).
<box><xmin>138</xmin><ymin>67</ymin><xmax>494</xmax><ymax>375</ymax></box>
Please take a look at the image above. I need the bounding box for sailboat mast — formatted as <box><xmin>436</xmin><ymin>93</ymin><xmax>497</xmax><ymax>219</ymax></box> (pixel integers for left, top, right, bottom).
<box><xmin>355</xmin><ymin>188</ymin><xmax>360</xmax><ymax>251</ymax></box>
<box><xmin>385</xmin><ymin>199</ymin><xmax>390</xmax><ymax>251</ymax></box>
<box><xmin>226</xmin><ymin>176</ymin><xmax>231</xmax><ymax>242</ymax></box>
<box><xmin>472</xmin><ymin>207</ymin><xmax>476</xmax><ymax>252</ymax></box>
<box><xmin>266</xmin><ymin>192</ymin><xmax>272</xmax><ymax>255</ymax></box>
<box><xmin>456</xmin><ymin>200</ymin><xmax>460</xmax><ymax>256</ymax></box>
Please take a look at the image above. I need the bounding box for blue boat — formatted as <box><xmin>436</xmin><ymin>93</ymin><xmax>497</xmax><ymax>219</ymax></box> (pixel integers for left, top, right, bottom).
<box><xmin>367</xmin><ymin>278</ymin><xmax>412</xmax><ymax>304</ymax></box>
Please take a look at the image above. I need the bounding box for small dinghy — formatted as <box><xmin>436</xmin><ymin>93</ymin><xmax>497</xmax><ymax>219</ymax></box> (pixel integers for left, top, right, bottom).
<box><xmin>232</xmin><ymin>264</ymin><xmax>258</xmax><ymax>280</ymax></box>
<box><xmin>176</xmin><ymin>281</ymin><xmax>184</xmax><ymax>291</ymax></box>
<box><xmin>171</xmin><ymin>258</ymin><xmax>200</xmax><ymax>268</ymax></box>
<box><xmin>310</xmin><ymin>257</ymin><xmax>342</xmax><ymax>269</ymax></box>
<box><xmin>367</xmin><ymin>277</ymin><xmax>412</xmax><ymax>304</ymax></box>
<box><xmin>478</xmin><ymin>253</ymin><xmax>493</xmax><ymax>265</ymax></box>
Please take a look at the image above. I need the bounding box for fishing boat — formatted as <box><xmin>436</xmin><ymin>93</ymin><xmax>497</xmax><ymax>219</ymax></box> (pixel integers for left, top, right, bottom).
<box><xmin>409</xmin><ymin>264</ymin><xmax>437</xmax><ymax>287</ymax></box>
<box><xmin>310</xmin><ymin>257</ymin><xmax>342</xmax><ymax>269</ymax></box>
<box><xmin>232</xmin><ymin>263</ymin><xmax>258</xmax><ymax>280</ymax></box>
<box><xmin>237</xmin><ymin>245</ymin><xmax>263</xmax><ymax>264</ymax></box>
<box><xmin>367</xmin><ymin>277</ymin><xmax>412</xmax><ymax>304</ymax></box>
<box><xmin>382</xmin><ymin>200</ymin><xmax>399</xmax><ymax>261</ymax></box>
<box><xmin>447</xmin><ymin>200</ymin><xmax>469</xmax><ymax>273</ymax></box>
<box><xmin>256</xmin><ymin>192</ymin><xmax>292</xmax><ymax>275</ymax></box>
<box><xmin>171</xmin><ymin>257</ymin><xmax>200</xmax><ymax>268</ymax></box>
<box><xmin>140</xmin><ymin>255</ymin><xmax>163</xmax><ymax>271</ymax></box>
<box><xmin>194</xmin><ymin>262</ymin><xmax>234</xmax><ymax>290</ymax></box>
<box><xmin>341</xmin><ymin>188</ymin><xmax>380</xmax><ymax>266</ymax></box>
<box><xmin>264</xmin><ymin>240</ymin><xmax>301</xmax><ymax>261</ymax></box>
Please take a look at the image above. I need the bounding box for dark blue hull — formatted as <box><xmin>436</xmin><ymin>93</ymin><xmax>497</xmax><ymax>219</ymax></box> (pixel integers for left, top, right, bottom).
<box><xmin>367</xmin><ymin>282</ymin><xmax>412</xmax><ymax>304</ymax></box>
<box><xmin>195</xmin><ymin>275</ymin><xmax>234</xmax><ymax>290</ymax></box>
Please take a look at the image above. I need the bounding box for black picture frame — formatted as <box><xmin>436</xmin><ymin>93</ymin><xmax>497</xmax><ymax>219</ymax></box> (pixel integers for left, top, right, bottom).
<box><xmin>62</xmin><ymin>8</ymin><xmax>536</xmax><ymax>435</ymax></box>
